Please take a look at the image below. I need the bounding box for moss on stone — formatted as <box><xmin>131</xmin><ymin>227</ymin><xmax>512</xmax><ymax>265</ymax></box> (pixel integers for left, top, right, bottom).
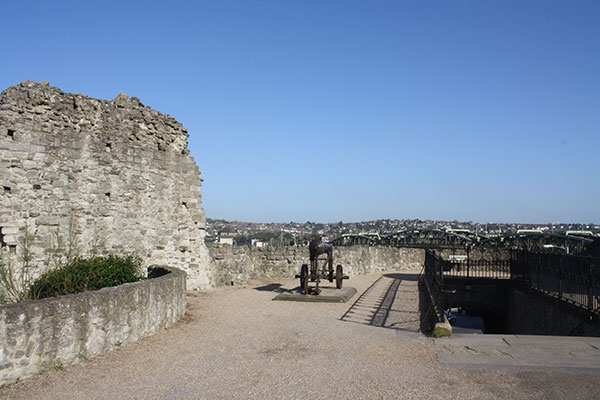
<box><xmin>431</xmin><ymin>322</ymin><xmax>452</xmax><ymax>338</ymax></box>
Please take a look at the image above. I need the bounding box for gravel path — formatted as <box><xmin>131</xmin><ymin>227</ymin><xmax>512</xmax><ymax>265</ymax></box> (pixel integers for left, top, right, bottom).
<box><xmin>1</xmin><ymin>272</ymin><xmax>599</xmax><ymax>399</ymax></box>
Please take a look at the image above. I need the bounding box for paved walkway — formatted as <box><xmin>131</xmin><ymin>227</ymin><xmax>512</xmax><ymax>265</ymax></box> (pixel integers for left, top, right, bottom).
<box><xmin>436</xmin><ymin>334</ymin><xmax>600</xmax><ymax>373</ymax></box>
<box><xmin>1</xmin><ymin>272</ymin><xmax>599</xmax><ymax>399</ymax></box>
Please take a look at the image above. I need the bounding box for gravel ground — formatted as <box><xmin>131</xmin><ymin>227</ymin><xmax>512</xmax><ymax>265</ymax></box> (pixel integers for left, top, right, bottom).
<box><xmin>1</xmin><ymin>272</ymin><xmax>599</xmax><ymax>399</ymax></box>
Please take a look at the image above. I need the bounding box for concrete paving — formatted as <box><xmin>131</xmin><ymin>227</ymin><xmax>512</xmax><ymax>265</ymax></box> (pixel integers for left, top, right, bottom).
<box><xmin>436</xmin><ymin>334</ymin><xmax>600</xmax><ymax>373</ymax></box>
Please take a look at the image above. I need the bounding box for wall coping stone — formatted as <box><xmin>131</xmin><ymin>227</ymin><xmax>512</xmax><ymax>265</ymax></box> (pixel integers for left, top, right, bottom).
<box><xmin>0</xmin><ymin>266</ymin><xmax>186</xmax><ymax>311</ymax></box>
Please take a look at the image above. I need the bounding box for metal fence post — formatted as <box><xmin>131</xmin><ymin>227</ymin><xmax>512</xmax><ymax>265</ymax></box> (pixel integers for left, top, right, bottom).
<box><xmin>589</xmin><ymin>263</ymin><xmax>594</xmax><ymax>310</ymax></box>
<box><xmin>467</xmin><ymin>250</ymin><xmax>470</xmax><ymax>278</ymax></box>
<box><xmin>536</xmin><ymin>253</ymin><xmax>540</xmax><ymax>290</ymax></box>
<box><xmin>558</xmin><ymin>254</ymin><xmax>563</xmax><ymax>299</ymax></box>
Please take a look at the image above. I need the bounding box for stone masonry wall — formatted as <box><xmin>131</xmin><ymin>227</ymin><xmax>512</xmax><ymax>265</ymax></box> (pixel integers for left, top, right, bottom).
<box><xmin>0</xmin><ymin>266</ymin><xmax>187</xmax><ymax>386</ymax></box>
<box><xmin>208</xmin><ymin>244</ymin><xmax>424</xmax><ymax>286</ymax></box>
<box><xmin>0</xmin><ymin>81</ymin><xmax>211</xmax><ymax>288</ymax></box>
<box><xmin>506</xmin><ymin>285</ymin><xmax>600</xmax><ymax>337</ymax></box>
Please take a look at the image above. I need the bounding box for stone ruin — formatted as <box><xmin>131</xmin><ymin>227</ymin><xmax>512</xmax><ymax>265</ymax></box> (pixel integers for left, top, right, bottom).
<box><xmin>0</xmin><ymin>81</ymin><xmax>212</xmax><ymax>289</ymax></box>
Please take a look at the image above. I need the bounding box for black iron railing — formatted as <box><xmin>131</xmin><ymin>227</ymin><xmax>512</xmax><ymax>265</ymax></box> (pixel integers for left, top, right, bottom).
<box><xmin>423</xmin><ymin>250</ymin><xmax>446</xmax><ymax>322</ymax></box>
<box><xmin>424</xmin><ymin>250</ymin><xmax>444</xmax><ymax>289</ymax></box>
<box><xmin>424</xmin><ymin>249</ymin><xmax>600</xmax><ymax>313</ymax></box>
<box><xmin>511</xmin><ymin>251</ymin><xmax>600</xmax><ymax>311</ymax></box>
<box><xmin>443</xmin><ymin>259</ymin><xmax>511</xmax><ymax>279</ymax></box>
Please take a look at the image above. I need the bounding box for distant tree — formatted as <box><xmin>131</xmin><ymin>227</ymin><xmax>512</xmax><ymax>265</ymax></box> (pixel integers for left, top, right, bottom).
<box><xmin>283</xmin><ymin>232</ymin><xmax>293</xmax><ymax>241</ymax></box>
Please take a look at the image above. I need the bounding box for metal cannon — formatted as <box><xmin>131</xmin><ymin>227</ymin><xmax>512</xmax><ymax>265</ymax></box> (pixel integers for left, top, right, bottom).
<box><xmin>296</xmin><ymin>238</ymin><xmax>348</xmax><ymax>295</ymax></box>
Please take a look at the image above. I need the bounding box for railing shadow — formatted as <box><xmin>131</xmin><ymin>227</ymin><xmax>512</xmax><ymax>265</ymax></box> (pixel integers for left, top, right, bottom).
<box><xmin>340</xmin><ymin>273</ymin><xmax>424</xmax><ymax>332</ymax></box>
<box><xmin>383</xmin><ymin>273</ymin><xmax>420</xmax><ymax>281</ymax></box>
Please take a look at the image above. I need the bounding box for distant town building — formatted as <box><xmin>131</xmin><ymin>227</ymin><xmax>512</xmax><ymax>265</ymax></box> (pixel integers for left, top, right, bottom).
<box><xmin>252</xmin><ymin>239</ymin><xmax>267</xmax><ymax>248</ymax></box>
<box><xmin>216</xmin><ymin>232</ymin><xmax>235</xmax><ymax>245</ymax></box>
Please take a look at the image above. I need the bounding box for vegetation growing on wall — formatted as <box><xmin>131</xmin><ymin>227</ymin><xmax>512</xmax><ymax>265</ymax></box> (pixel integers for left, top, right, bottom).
<box><xmin>0</xmin><ymin>226</ymin><xmax>36</xmax><ymax>304</ymax></box>
<box><xmin>30</xmin><ymin>254</ymin><xmax>143</xmax><ymax>299</ymax></box>
<box><xmin>0</xmin><ymin>221</ymin><xmax>144</xmax><ymax>304</ymax></box>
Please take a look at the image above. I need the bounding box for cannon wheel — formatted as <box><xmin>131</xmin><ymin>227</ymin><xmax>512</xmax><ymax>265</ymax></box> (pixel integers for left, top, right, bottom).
<box><xmin>336</xmin><ymin>265</ymin><xmax>343</xmax><ymax>289</ymax></box>
<box><xmin>300</xmin><ymin>264</ymin><xmax>309</xmax><ymax>294</ymax></box>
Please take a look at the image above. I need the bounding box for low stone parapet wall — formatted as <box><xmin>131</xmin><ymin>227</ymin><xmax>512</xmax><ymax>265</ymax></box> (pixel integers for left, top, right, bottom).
<box><xmin>0</xmin><ymin>266</ymin><xmax>186</xmax><ymax>386</ymax></box>
<box><xmin>208</xmin><ymin>244</ymin><xmax>424</xmax><ymax>286</ymax></box>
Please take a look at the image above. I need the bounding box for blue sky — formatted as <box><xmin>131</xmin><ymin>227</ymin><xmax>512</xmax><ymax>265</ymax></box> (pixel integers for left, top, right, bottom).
<box><xmin>2</xmin><ymin>1</ymin><xmax>599</xmax><ymax>224</ymax></box>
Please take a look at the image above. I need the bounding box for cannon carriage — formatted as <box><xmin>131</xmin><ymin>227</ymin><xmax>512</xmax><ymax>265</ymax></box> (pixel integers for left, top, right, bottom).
<box><xmin>295</xmin><ymin>238</ymin><xmax>348</xmax><ymax>295</ymax></box>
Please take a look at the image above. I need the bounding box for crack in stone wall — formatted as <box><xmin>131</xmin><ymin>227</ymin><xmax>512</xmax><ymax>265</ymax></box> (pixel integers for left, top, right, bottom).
<box><xmin>0</xmin><ymin>81</ymin><xmax>211</xmax><ymax>289</ymax></box>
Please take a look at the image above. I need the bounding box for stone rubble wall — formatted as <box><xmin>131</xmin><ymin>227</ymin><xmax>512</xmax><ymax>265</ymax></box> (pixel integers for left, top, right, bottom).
<box><xmin>0</xmin><ymin>81</ymin><xmax>211</xmax><ymax>289</ymax></box>
<box><xmin>208</xmin><ymin>244</ymin><xmax>424</xmax><ymax>286</ymax></box>
<box><xmin>0</xmin><ymin>266</ymin><xmax>187</xmax><ymax>386</ymax></box>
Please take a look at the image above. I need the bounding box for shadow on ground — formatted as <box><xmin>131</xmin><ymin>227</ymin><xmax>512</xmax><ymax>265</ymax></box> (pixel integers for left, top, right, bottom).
<box><xmin>253</xmin><ymin>283</ymin><xmax>285</xmax><ymax>293</ymax></box>
<box><xmin>341</xmin><ymin>272</ymin><xmax>430</xmax><ymax>333</ymax></box>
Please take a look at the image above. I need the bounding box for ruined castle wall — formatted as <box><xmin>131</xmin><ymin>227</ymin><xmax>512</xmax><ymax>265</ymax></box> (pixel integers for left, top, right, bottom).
<box><xmin>0</xmin><ymin>81</ymin><xmax>211</xmax><ymax>289</ymax></box>
<box><xmin>208</xmin><ymin>244</ymin><xmax>424</xmax><ymax>286</ymax></box>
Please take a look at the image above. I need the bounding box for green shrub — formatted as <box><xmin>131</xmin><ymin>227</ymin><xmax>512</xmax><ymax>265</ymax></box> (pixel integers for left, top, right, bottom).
<box><xmin>30</xmin><ymin>254</ymin><xmax>144</xmax><ymax>299</ymax></box>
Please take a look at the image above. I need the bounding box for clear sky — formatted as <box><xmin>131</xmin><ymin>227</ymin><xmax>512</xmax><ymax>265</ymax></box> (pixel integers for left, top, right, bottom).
<box><xmin>2</xmin><ymin>1</ymin><xmax>598</xmax><ymax>224</ymax></box>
